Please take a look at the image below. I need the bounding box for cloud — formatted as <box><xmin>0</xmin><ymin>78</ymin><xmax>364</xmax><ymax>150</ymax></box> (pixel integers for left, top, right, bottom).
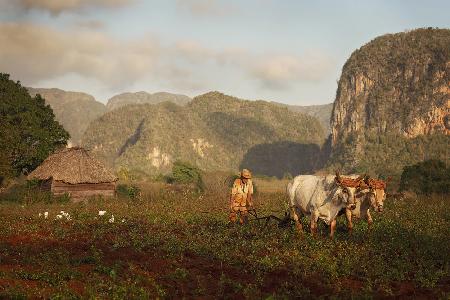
<box><xmin>176</xmin><ymin>0</ymin><xmax>235</xmax><ymax>17</ymax></box>
<box><xmin>174</xmin><ymin>40</ymin><xmax>215</xmax><ymax>62</ymax></box>
<box><xmin>0</xmin><ymin>22</ymin><xmax>333</xmax><ymax>100</ymax></box>
<box><xmin>0</xmin><ymin>23</ymin><xmax>159</xmax><ymax>88</ymax></box>
<box><xmin>161</xmin><ymin>68</ymin><xmax>207</xmax><ymax>91</ymax></box>
<box><xmin>172</xmin><ymin>39</ymin><xmax>333</xmax><ymax>90</ymax></box>
<box><xmin>251</xmin><ymin>56</ymin><xmax>302</xmax><ymax>88</ymax></box>
<box><xmin>9</xmin><ymin>0</ymin><xmax>133</xmax><ymax>15</ymax></box>
<box><xmin>74</xmin><ymin>20</ymin><xmax>105</xmax><ymax>30</ymax></box>
<box><xmin>249</xmin><ymin>52</ymin><xmax>334</xmax><ymax>89</ymax></box>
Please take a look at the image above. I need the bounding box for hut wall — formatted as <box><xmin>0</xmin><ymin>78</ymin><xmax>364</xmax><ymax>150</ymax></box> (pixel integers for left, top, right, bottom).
<box><xmin>39</xmin><ymin>179</ymin><xmax>52</xmax><ymax>192</ymax></box>
<box><xmin>51</xmin><ymin>180</ymin><xmax>116</xmax><ymax>199</ymax></box>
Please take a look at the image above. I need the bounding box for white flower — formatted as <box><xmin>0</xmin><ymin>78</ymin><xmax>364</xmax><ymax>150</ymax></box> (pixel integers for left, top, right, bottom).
<box><xmin>56</xmin><ymin>214</ymin><xmax>63</xmax><ymax>219</ymax></box>
<box><xmin>39</xmin><ymin>213</ymin><xmax>42</xmax><ymax>217</ymax></box>
<box><xmin>60</xmin><ymin>211</ymin><xmax>65</xmax><ymax>214</ymax></box>
<box><xmin>44</xmin><ymin>212</ymin><xmax>48</xmax><ymax>219</ymax></box>
<box><xmin>109</xmin><ymin>215</ymin><xmax>115</xmax><ymax>223</ymax></box>
<box><xmin>98</xmin><ymin>210</ymin><xmax>106</xmax><ymax>216</ymax></box>
<box><xmin>121</xmin><ymin>219</ymin><xmax>125</xmax><ymax>223</ymax></box>
<box><xmin>66</xmin><ymin>216</ymin><xmax>72</xmax><ymax>221</ymax></box>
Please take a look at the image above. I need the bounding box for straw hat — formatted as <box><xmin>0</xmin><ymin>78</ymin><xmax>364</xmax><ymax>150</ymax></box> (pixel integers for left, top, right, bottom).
<box><xmin>241</xmin><ymin>169</ymin><xmax>252</xmax><ymax>179</ymax></box>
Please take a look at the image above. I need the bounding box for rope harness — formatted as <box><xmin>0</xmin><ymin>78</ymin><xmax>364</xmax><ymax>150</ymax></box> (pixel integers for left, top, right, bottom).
<box><xmin>336</xmin><ymin>176</ymin><xmax>388</xmax><ymax>190</ymax></box>
<box><xmin>365</xmin><ymin>178</ymin><xmax>387</xmax><ymax>190</ymax></box>
<box><xmin>336</xmin><ymin>177</ymin><xmax>363</xmax><ymax>188</ymax></box>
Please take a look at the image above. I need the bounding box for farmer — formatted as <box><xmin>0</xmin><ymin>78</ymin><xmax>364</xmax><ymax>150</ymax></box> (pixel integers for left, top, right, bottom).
<box><xmin>229</xmin><ymin>169</ymin><xmax>254</xmax><ymax>224</ymax></box>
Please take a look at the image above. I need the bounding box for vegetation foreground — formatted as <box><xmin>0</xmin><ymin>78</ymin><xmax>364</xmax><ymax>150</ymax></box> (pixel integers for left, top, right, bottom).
<box><xmin>0</xmin><ymin>179</ymin><xmax>449</xmax><ymax>299</ymax></box>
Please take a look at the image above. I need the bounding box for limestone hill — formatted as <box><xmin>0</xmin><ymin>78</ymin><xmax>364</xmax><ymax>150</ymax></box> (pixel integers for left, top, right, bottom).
<box><xmin>329</xmin><ymin>28</ymin><xmax>450</xmax><ymax>176</ymax></box>
<box><xmin>283</xmin><ymin>103</ymin><xmax>333</xmax><ymax>133</ymax></box>
<box><xmin>82</xmin><ymin>92</ymin><xmax>326</xmax><ymax>178</ymax></box>
<box><xmin>106</xmin><ymin>91</ymin><xmax>191</xmax><ymax>111</ymax></box>
<box><xmin>27</xmin><ymin>88</ymin><xmax>106</xmax><ymax>145</ymax></box>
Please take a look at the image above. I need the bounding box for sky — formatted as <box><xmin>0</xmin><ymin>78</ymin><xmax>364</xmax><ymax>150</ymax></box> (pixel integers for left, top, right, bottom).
<box><xmin>0</xmin><ymin>0</ymin><xmax>448</xmax><ymax>105</ymax></box>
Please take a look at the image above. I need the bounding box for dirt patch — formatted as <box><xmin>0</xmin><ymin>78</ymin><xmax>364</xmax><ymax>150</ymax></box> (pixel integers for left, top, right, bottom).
<box><xmin>4</xmin><ymin>231</ymin><xmax>58</xmax><ymax>249</ymax></box>
<box><xmin>0</xmin><ymin>278</ymin><xmax>39</xmax><ymax>289</ymax></box>
<box><xmin>0</xmin><ymin>265</ymin><xmax>22</xmax><ymax>272</ymax></box>
<box><xmin>75</xmin><ymin>264</ymin><xmax>94</xmax><ymax>274</ymax></box>
<box><xmin>386</xmin><ymin>281</ymin><xmax>439</xmax><ymax>299</ymax></box>
<box><xmin>340</xmin><ymin>277</ymin><xmax>364</xmax><ymax>292</ymax></box>
<box><xmin>67</xmin><ymin>279</ymin><xmax>85</xmax><ymax>295</ymax></box>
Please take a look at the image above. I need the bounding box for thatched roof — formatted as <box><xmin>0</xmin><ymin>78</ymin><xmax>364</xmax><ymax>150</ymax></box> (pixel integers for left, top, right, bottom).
<box><xmin>28</xmin><ymin>147</ymin><xmax>118</xmax><ymax>184</ymax></box>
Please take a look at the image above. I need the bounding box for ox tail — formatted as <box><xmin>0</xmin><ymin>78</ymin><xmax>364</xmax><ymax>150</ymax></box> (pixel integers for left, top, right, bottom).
<box><xmin>285</xmin><ymin>180</ymin><xmax>295</xmax><ymax>218</ymax></box>
<box><xmin>286</xmin><ymin>180</ymin><xmax>296</xmax><ymax>205</ymax></box>
<box><xmin>286</xmin><ymin>181</ymin><xmax>292</xmax><ymax>199</ymax></box>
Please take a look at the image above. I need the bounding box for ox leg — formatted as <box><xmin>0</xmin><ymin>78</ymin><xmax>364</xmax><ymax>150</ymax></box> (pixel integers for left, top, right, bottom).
<box><xmin>367</xmin><ymin>210</ymin><xmax>373</xmax><ymax>230</ymax></box>
<box><xmin>229</xmin><ymin>210</ymin><xmax>237</xmax><ymax>224</ymax></box>
<box><xmin>290</xmin><ymin>207</ymin><xmax>303</xmax><ymax>233</ymax></box>
<box><xmin>310</xmin><ymin>211</ymin><xmax>319</xmax><ymax>236</ymax></box>
<box><xmin>345</xmin><ymin>208</ymin><xmax>354</xmax><ymax>234</ymax></box>
<box><xmin>330</xmin><ymin>219</ymin><xmax>337</xmax><ymax>238</ymax></box>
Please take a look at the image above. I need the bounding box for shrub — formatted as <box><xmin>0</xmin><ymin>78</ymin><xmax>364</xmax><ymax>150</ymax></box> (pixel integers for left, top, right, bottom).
<box><xmin>117</xmin><ymin>167</ymin><xmax>148</xmax><ymax>181</ymax></box>
<box><xmin>166</xmin><ymin>161</ymin><xmax>204</xmax><ymax>192</ymax></box>
<box><xmin>52</xmin><ymin>192</ymin><xmax>71</xmax><ymax>203</ymax></box>
<box><xmin>399</xmin><ymin>159</ymin><xmax>449</xmax><ymax>195</ymax></box>
<box><xmin>116</xmin><ymin>184</ymin><xmax>141</xmax><ymax>199</ymax></box>
<box><xmin>25</xmin><ymin>179</ymin><xmax>42</xmax><ymax>189</ymax></box>
<box><xmin>0</xmin><ymin>179</ymin><xmax>58</xmax><ymax>204</ymax></box>
<box><xmin>117</xmin><ymin>167</ymin><xmax>134</xmax><ymax>181</ymax></box>
<box><xmin>153</xmin><ymin>173</ymin><xmax>166</xmax><ymax>182</ymax></box>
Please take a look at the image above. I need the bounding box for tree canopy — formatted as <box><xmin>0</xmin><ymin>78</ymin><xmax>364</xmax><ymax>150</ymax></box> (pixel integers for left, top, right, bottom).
<box><xmin>400</xmin><ymin>159</ymin><xmax>449</xmax><ymax>195</ymax></box>
<box><xmin>0</xmin><ymin>73</ymin><xmax>69</xmax><ymax>179</ymax></box>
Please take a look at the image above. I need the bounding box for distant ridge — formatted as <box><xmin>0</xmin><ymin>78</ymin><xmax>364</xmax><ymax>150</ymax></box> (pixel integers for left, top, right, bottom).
<box><xmin>277</xmin><ymin>103</ymin><xmax>333</xmax><ymax>133</ymax></box>
<box><xmin>27</xmin><ymin>87</ymin><xmax>106</xmax><ymax>145</ymax></box>
<box><xmin>82</xmin><ymin>91</ymin><xmax>326</xmax><ymax>178</ymax></box>
<box><xmin>106</xmin><ymin>91</ymin><xmax>191</xmax><ymax>111</ymax></box>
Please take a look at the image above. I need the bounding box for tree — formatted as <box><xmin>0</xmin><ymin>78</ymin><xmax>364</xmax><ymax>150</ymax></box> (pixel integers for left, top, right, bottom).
<box><xmin>166</xmin><ymin>160</ymin><xmax>204</xmax><ymax>192</ymax></box>
<box><xmin>399</xmin><ymin>160</ymin><xmax>449</xmax><ymax>195</ymax></box>
<box><xmin>0</xmin><ymin>73</ymin><xmax>69</xmax><ymax>178</ymax></box>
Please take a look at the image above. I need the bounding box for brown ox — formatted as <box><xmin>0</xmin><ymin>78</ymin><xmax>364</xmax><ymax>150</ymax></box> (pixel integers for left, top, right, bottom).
<box><xmin>345</xmin><ymin>177</ymin><xmax>388</xmax><ymax>232</ymax></box>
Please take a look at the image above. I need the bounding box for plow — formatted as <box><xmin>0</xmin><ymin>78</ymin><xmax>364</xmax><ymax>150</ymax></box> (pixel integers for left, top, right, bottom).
<box><xmin>246</xmin><ymin>208</ymin><xmax>294</xmax><ymax>229</ymax></box>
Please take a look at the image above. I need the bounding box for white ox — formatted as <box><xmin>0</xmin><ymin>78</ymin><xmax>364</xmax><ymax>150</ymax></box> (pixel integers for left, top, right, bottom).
<box><xmin>287</xmin><ymin>174</ymin><xmax>361</xmax><ymax>238</ymax></box>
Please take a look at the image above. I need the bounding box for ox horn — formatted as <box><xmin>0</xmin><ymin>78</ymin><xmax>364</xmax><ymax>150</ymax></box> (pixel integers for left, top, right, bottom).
<box><xmin>355</xmin><ymin>173</ymin><xmax>366</xmax><ymax>182</ymax></box>
<box><xmin>335</xmin><ymin>170</ymin><xmax>342</xmax><ymax>183</ymax></box>
<box><xmin>355</xmin><ymin>173</ymin><xmax>367</xmax><ymax>188</ymax></box>
<box><xmin>362</xmin><ymin>175</ymin><xmax>373</xmax><ymax>189</ymax></box>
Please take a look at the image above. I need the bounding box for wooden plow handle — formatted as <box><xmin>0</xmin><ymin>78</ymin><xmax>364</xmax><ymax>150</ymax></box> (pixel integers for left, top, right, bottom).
<box><xmin>247</xmin><ymin>208</ymin><xmax>293</xmax><ymax>229</ymax></box>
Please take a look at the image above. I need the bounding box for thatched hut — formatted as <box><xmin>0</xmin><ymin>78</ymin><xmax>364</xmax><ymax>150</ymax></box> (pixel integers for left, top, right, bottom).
<box><xmin>28</xmin><ymin>147</ymin><xmax>118</xmax><ymax>199</ymax></box>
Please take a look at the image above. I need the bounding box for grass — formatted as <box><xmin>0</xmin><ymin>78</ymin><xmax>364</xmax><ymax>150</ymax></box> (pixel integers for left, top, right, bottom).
<box><xmin>0</xmin><ymin>176</ymin><xmax>449</xmax><ymax>299</ymax></box>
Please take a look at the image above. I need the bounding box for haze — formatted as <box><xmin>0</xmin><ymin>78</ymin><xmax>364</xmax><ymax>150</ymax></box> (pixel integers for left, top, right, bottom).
<box><xmin>0</xmin><ymin>0</ymin><xmax>448</xmax><ymax>105</ymax></box>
